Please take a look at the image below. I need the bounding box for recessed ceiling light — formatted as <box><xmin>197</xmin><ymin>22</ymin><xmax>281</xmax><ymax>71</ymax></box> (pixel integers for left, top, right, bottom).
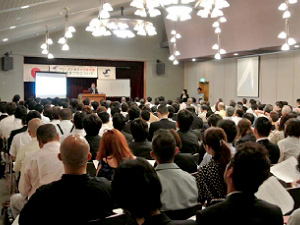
<box><xmin>192</xmin><ymin>58</ymin><xmax>196</xmax><ymax>61</ymax></box>
<box><xmin>234</xmin><ymin>53</ymin><xmax>239</xmax><ymax>56</ymax></box>
<box><xmin>16</xmin><ymin>17</ymin><xmax>21</xmax><ymax>20</ymax></box>
<box><xmin>10</xmin><ymin>26</ymin><xmax>16</xmax><ymax>29</ymax></box>
<box><xmin>21</xmin><ymin>5</ymin><xmax>30</xmax><ymax>9</ymax></box>
<box><xmin>3</xmin><ymin>38</ymin><xmax>8</xmax><ymax>42</ymax></box>
<box><xmin>295</xmin><ymin>45</ymin><xmax>299</xmax><ymax>48</ymax></box>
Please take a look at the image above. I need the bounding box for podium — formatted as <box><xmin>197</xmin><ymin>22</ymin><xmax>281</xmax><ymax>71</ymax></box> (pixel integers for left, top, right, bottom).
<box><xmin>78</xmin><ymin>94</ymin><xmax>106</xmax><ymax>103</ymax></box>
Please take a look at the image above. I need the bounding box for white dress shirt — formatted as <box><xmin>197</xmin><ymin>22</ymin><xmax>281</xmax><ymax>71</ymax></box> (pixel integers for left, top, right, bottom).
<box><xmin>9</xmin><ymin>131</ymin><xmax>31</xmax><ymax>157</ymax></box>
<box><xmin>19</xmin><ymin>141</ymin><xmax>64</xmax><ymax>198</ymax></box>
<box><xmin>278</xmin><ymin>136</ymin><xmax>300</xmax><ymax>162</ymax></box>
<box><xmin>41</xmin><ymin>115</ymin><xmax>50</xmax><ymax>124</ymax></box>
<box><xmin>99</xmin><ymin>123</ymin><xmax>113</xmax><ymax>137</ymax></box>
<box><xmin>232</xmin><ymin>116</ymin><xmax>242</xmax><ymax>125</ymax></box>
<box><xmin>2</xmin><ymin>118</ymin><xmax>23</xmax><ymax>139</ymax></box>
<box><xmin>156</xmin><ymin>163</ymin><xmax>198</xmax><ymax>211</ymax></box>
<box><xmin>0</xmin><ymin>115</ymin><xmax>15</xmax><ymax>137</ymax></box>
<box><xmin>49</xmin><ymin>119</ymin><xmax>60</xmax><ymax>125</ymax></box>
<box><xmin>59</xmin><ymin>128</ymin><xmax>86</xmax><ymax>143</ymax></box>
<box><xmin>13</xmin><ymin>137</ymin><xmax>40</xmax><ymax>173</ymax></box>
<box><xmin>55</xmin><ymin>120</ymin><xmax>74</xmax><ymax>137</ymax></box>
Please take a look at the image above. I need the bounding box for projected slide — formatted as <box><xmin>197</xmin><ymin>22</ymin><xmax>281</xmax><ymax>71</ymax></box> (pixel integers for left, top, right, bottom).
<box><xmin>35</xmin><ymin>72</ymin><xmax>67</xmax><ymax>98</ymax></box>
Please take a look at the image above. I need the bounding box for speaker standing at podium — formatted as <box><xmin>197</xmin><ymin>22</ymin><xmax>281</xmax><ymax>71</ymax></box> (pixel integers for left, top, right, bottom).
<box><xmin>88</xmin><ymin>83</ymin><xmax>99</xmax><ymax>94</ymax></box>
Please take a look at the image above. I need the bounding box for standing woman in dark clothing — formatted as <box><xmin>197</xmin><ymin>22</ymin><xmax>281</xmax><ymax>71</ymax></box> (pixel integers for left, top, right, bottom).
<box><xmin>180</xmin><ymin>89</ymin><xmax>189</xmax><ymax>102</ymax></box>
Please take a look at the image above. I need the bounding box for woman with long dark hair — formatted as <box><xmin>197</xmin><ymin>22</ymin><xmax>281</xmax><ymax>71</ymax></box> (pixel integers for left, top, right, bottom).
<box><xmin>193</xmin><ymin>127</ymin><xmax>231</xmax><ymax>204</ymax></box>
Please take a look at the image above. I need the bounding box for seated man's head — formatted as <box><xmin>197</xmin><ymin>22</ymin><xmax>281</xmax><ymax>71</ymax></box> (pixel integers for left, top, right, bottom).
<box><xmin>128</xmin><ymin>106</ymin><xmax>140</xmax><ymax>121</ymax></box>
<box><xmin>224</xmin><ymin>142</ymin><xmax>270</xmax><ymax>194</ymax></box>
<box><xmin>208</xmin><ymin>114</ymin><xmax>223</xmax><ymax>127</ymax></box>
<box><xmin>217</xmin><ymin>119</ymin><xmax>237</xmax><ymax>144</ymax></box>
<box><xmin>177</xmin><ymin>109</ymin><xmax>193</xmax><ymax>132</ymax></box>
<box><xmin>83</xmin><ymin>114</ymin><xmax>102</xmax><ymax>136</ymax></box>
<box><xmin>59</xmin><ymin>108</ymin><xmax>72</xmax><ymax>121</ymax></box>
<box><xmin>254</xmin><ymin>117</ymin><xmax>272</xmax><ymax>138</ymax></box>
<box><xmin>113</xmin><ymin>113</ymin><xmax>126</xmax><ymax>131</ymax></box>
<box><xmin>111</xmin><ymin>158</ymin><xmax>162</xmax><ymax>219</ymax></box>
<box><xmin>157</xmin><ymin>104</ymin><xmax>169</xmax><ymax>118</ymax></box>
<box><xmin>151</xmin><ymin>129</ymin><xmax>177</xmax><ymax>164</ymax></box>
<box><xmin>130</xmin><ymin>118</ymin><xmax>149</xmax><ymax>142</ymax></box>
<box><xmin>73</xmin><ymin>112</ymin><xmax>86</xmax><ymax>130</ymax></box>
<box><xmin>59</xmin><ymin>134</ymin><xmax>91</xmax><ymax>173</ymax></box>
<box><xmin>36</xmin><ymin>124</ymin><xmax>59</xmax><ymax>148</ymax></box>
<box><xmin>98</xmin><ymin>112</ymin><xmax>110</xmax><ymax>125</ymax></box>
<box><xmin>28</xmin><ymin>118</ymin><xmax>44</xmax><ymax>138</ymax></box>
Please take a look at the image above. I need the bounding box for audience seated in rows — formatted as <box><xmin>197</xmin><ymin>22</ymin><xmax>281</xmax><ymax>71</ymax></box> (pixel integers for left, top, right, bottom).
<box><xmin>196</xmin><ymin>142</ymin><xmax>283</xmax><ymax>225</ymax></box>
<box><xmin>19</xmin><ymin>134</ymin><xmax>114</xmax><ymax>225</ymax></box>
<box><xmin>10</xmin><ymin>124</ymin><xmax>64</xmax><ymax>218</ymax></box>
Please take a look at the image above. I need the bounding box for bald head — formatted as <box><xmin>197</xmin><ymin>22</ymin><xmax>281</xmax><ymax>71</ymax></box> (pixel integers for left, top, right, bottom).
<box><xmin>218</xmin><ymin>102</ymin><xmax>225</xmax><ymax>110</ymax></box>
<box><xmin>59</xmin><ymin>135</ymin><xmax>91</xmax><ymax>172</ymax></box>
<box><xmin>28</xmin><ymin>118</ymin><xmax>44</xmax><ymax>137</ymax></box>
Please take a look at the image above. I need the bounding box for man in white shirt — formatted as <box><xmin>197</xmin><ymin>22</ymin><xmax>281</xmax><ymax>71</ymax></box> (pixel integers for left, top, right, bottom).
<box><xmin>56</xmin><ymin>108</ymin><xmax>74</xmax><ymax>137</ymax></box>
<box><xmin>35</xmin><ymin>104</ymin><xmax>50</xmax><ymax>123</ymax></box>
<box><xmin>98</xmin><ymin>112</ymin><xmax>113</xmax><ymax>137</ymax></box>
<box><xmin>0</xmin><ymin>102</ymin><xmax>17</xmax><ymax>137</ymax></box>
<box><xmin>13</xmin><ymin>118</ymin><xmax>44</xmax><ymax>173</ymax></box>
<box><xmin>60</xmin><ymin>112</ymin><xmax>86</xmax><ymax>143</ymax></box>
<box><xmin>10</xmin><ymin>124</ymin><xmax>64</xmax><ymax>218</ymax></box>
<box><xmin>151</xmin><ymin>129</ymin><xmax>198</xmax><ymax>211</ymax></box>
<box><xmin>2</xmin><ymin>105</ymin><xmax>27</xmax><ymax>139</ymax></box>
<box><xmin>49</xmin><ymin>106</ymin><xmax>61</xmax><ymax>125</ymax></box>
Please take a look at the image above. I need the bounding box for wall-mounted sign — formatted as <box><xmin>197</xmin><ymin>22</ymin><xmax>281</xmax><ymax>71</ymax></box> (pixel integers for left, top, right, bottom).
<box><xmin>50</xmin><ymin>65</ymin><xmax>98</xmax><ymax>78</ymax></box>
<box><xmin>23</xmin><ymin>64</ymin><xmax>50</xmax><ymax>81</ymax></box>
<box><xmin>98</xmin><ymin>67</ymin><xmax>116</xmax><ymax>80</ymax></box>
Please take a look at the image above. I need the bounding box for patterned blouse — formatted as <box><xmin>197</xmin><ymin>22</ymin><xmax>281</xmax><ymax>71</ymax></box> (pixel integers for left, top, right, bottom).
<box><xmin>193</xmin><ymin>158</ymin><xmax>227</xmax><ymax>204</ymax></box>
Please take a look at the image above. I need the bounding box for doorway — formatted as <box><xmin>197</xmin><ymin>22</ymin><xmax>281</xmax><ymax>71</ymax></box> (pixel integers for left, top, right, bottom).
<box><xmin>199</xmin><ymin>82</ymin><xmax>209</xmax><ymax>102</ymax></box>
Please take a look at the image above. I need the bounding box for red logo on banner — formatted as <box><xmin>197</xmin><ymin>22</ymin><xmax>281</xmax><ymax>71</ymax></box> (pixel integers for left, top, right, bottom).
<box><xmin>31</xmin><ymin>68</ymin><xmax>40</xmax><ymax>79</ymax></box>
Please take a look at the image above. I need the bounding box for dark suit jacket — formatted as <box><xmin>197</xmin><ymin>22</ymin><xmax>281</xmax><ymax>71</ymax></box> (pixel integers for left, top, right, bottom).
<box><xmin>129</xmin><ymin>140</ymin><xmax>152</xmax><ymax>160</ymax></box>
<box><xmin>123</xmin><ymin>120</ymin><xmax>135</xmax><ymax>134</ymax></box>
<box><xmin>196</xmin><ymin>192</ymin><xmax>283</xmax><ymax>225</ymax></box>
<box><xmin>236</xmin><ymin>134</ymin><xmax>256</xmax><ymax>146</ymax></box>
<box><xmin>121</xmin><ymin>131</ymin><xmax>133</xmax><ymax>144</ymax></box>
<box><xmin>85</xmin><ymin>135</ymin><xmax>101</xmax><ymax>160</ymax></box>
<box><xmin>148</xmin><ymin>119</ymin><xmax>176</xmax><ymax>141</ymax></box>
<box><xmin>177</xmin><ymin>130</ymin><xmax>200</xmax><ymax>154</ymax></box>
<box><xmin>174</xmin><ymin>153</ymin><xmax>197</xmax><ymax>173</ymax></box>
<box><xmin>88</xmin><ymin>87</ymin><xmax>99</xmax><ymax>94</ymax></box>
<box><xmin>257</xmin><ymin>139</ymin><xmax>280</xmax><ymax>164</ymax></box>
<box><xmin>190</xmin><ymin>115</ymin><xmax>203</xmax><ymax>130</ymax></box>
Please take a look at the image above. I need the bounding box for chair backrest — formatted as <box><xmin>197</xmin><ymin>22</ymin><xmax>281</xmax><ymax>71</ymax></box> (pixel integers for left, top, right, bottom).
<box><xmin>163</xmin><ymin>203</ymin><xmax>202</xmax><ymax>220</ymax></box>
<box><xmin>287</xmin><ymin>187</ymin><xmax>300</xmax><ymax>212</ymax></box>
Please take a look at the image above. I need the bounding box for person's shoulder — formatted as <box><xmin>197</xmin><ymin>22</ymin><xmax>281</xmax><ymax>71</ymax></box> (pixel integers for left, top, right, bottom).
<box><xmin>254</xmin><ymin>198</ymin><xmax>282</xmax><ymax>212</ymax></box>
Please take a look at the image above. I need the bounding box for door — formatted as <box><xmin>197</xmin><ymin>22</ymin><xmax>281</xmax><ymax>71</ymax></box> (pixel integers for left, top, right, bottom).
<box><xmin>199</xmin><ymin>82</ymin><xmax>209</xmax><ymax>102</ymax></box>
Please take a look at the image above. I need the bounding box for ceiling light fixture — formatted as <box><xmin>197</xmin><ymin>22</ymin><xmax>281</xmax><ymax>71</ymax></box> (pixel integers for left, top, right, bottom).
<box><xmin>192</xmin><ymin>58</ymin><xmax>196</xmax><ymax>61</ymax></box>
<box><xmin>168</xmin><ymin>30</ymin><xmax>182</xmax><ymax>65</ymax></box>
<box><xmin>130</xmin><ymin>0</ymin><xmax>161</xmax><ymax>18</ymax></box>
<box><xmin>21</xmin><ymin>5</ymin><xmax>30</xmax><ymax>9</ymax></box>
<box><xmin>234</xmin><ymin>53</ymin><xmax>238</xmax><ymax>56</ymax></box>
<box><xmin>211</xmin><ymin>16</ymin><xmax>227</xmax><ymax>60</ymax></box>
<box><xmin>40</xmin><ymin>25</ymin><xmax>54</xmax><ymax>59</ymax></box>
<box><xmin>295</xmin><ymin>45</ymin><xmax>300</xmax><ymax>48</ymax></box>
<box><xmin>9</xmin><ymin>26</ymin><xmax>16</xmax><ymax>29</ymax></box>
<box><xmin>2</xmin><ymin>38</ymin><xmax>8</xmax><ymax>42</ymax></box>
<box><xmin>86</xmin><ymin>6</ymin><xmax>157</xmax><ymax>38</ymax></box>
<box><xmin>195</xmin><ymin>0</ymin><xmax>230</xmax><ymax>18</ymax></box>
<box><xmin>58</xmin><ymin>7</ymin><xmax>76</xmax><ymax>51</ymax></box>
<box><xmin>278</xmin><ymin>0</ymin><xmax>297</xmax><ymax>51</ymax></box>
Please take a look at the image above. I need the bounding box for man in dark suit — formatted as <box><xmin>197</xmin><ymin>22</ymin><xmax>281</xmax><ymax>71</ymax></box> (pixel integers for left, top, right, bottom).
<box><xmin>88</xmin><ymin>83</ymin><xmax>99</xmax><ymax>94</ymax></box>
<box><xmin>254</xmin><ymin>117</ymin><xmax>280</xmax><ymax>164</ymax></box>
<box><xmin>186</xmin><ymin>107</ymin><xmax>203</xmax><ymax>130</ymax></box>
<box><xmin>177</xmin><ymin>110</ymin><xmax>200</xmax><ymax>154</ymax></box>
<box><xmin>83</xmin><ymin>114</ymin><xmax>102</xmax><ymax>160</ymax></box>
<box><xmin>196</xmin><ymin>142</ymin><xmax>283</xmax><ymax>225</ymax></box>
<box><xmin>123</xmin><ymin>106</ymin><xmax>140</xmax><ymax>134</ymax></box>
<box><xmin>148</xmin><ymin>104</ymin><xmax>176</xmax><ymax>141</ymax></box>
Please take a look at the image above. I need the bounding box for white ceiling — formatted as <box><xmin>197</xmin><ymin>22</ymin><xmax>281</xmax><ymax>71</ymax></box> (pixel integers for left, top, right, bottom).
<box><xmin>0</xmin><ymin>0</ymin><xmax>134</xmax><ymax>45</ymax></box>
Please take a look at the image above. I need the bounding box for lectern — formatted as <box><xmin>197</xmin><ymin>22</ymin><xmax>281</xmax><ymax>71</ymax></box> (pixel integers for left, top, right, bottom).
<box><xmin>78</xmin><ymin>94</ymin><xmax>106</xmax><ymax>102</ymax></box>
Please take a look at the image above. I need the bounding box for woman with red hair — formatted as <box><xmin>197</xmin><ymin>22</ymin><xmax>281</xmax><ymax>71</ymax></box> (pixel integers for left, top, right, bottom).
<box><xmin>96</xmin><ymin>129</ymin><xmax>134</xmax><ymax>180</ymax></box>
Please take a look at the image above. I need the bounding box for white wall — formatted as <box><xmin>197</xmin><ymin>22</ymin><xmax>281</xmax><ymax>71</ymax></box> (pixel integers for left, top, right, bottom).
<box><xmin>184</xmin><ymin>50</ymin><xmax>300</xmax><ymax>105</ymax></box>
<box><xmin>0</xmin><ymin>17</ymin><xmax>184</xmax><ymax>101</ymax></box>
